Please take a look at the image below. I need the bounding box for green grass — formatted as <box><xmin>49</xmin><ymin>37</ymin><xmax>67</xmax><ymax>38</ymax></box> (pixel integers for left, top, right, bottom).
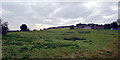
<box><xmin>2</xmin><ymin>28</ymin><xmax>118</xmax><ymax>58</ymax></box>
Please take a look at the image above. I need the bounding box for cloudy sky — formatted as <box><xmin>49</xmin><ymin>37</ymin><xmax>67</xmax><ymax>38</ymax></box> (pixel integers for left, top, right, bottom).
<box><xmin>1</xmin><ymin>1</ymin><xmax>118</xmax><ymax>30</ymax></box>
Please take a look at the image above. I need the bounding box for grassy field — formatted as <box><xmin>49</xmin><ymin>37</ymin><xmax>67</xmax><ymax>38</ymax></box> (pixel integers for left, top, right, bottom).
<box><xmin>2</xmin><ymin>28</ymin><xmax>119</xmax><ymax>58</ymax></box>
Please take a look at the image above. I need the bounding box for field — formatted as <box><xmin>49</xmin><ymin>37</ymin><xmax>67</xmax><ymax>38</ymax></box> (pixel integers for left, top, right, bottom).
<box><xmin>2</xmin><ymin>28</ymin><xmax>119</xmax><ymax>59</ymax></box>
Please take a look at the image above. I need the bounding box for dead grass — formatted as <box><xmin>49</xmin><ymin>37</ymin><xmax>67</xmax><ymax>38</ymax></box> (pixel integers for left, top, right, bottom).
<box><xmin>91</xmin><ymin>40</ymin><xmax>119</xmax><ymax>58</ymax></box>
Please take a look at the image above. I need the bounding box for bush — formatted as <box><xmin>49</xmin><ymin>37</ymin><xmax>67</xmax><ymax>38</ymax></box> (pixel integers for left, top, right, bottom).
<box><xmin>78</xmin><ymin>31</ymin><xmax>91</xmax><ymax>34</ymax></box>
<box><xmin>11</xmin><ymin>42</ymin><xmax>23</xmax><ymax>46</ymax></box>
<box><xmin>70</xmin><ymin>25</ymin><xmax>74</xmax><ymax>30</ymax></box>
<box><xmin>19</xmin><ymin>46</ymin><xmax>28</xmax><ymax>53</ymax></box>
<box><xmin>3</xmin><ymin>56</ymin><xmax>11</xmax><ymax>60</ymax></box>
<box><xmin>45</xmin><ymin>40</ymin><xmax>50</xmax><ymax>41</ymax></box>
<box><xmin>64</xmin><ymin>37</ymin><xmax>86</xmax><ymax>41</ymax></box>
<box><xmin>64</xmin><ymin>52</ymin><xmax>69</xmax><ymax>56</ymax></box>
<box><xmin>22</xmin><ymin>54</ymin><xmax>31</xmax><ymax>59</ymax></box>
<box><xmin>83</xmin><ymin>40</ymin><xmax>92</xmax><ymax>42</ymax></box>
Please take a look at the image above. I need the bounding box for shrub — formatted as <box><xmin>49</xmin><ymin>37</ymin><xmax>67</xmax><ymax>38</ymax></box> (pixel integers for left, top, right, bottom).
<box><xmin>64</xmin><ymin>52</ymin><xmax>68</xmax><ymax>56</ymax></box>
<box><xmin>70</xmin><ymin>26</ymin><xmax>74</xmax><ymax>30</ymax></box>
<box><xmin>64</xmin><ymin>37</ymin><xmax>86</xmax><ymax>41</ymax></box>
<box><xmin>11</xmin><ymin>42</ymin><xmax>23</xmax><ymax>46</ymax></box>
<box><xmin>11</xmin><ymin>53</ymin><xmax>17</xmax><ymax>56</ymax></box>
<box><xmin>22</xmin><ymin>54</ymin><xmax>31</xmax><ymax>59</ymax></box>
<box><xmin>3</xmin><ymin>56</ymin><xmax>11</xmax><ymax>60</ymax></box>
<box><xmin>70</xmin><ymin>44</ymin><xmax>80</xmax><ymax>49</ymax></box>
<box><xmin>45</xmin><ymin>40</ymin><xmax>50</xmax><ymax>41</ymax></box>
<box><xmin>19</xmin><ymin>46</ymin><xmax>28</xmax><ymax>53</ymax></box>
<box><xmin>78</xmin><ymin>31</ymin><xmax>91</xmax><ymax>34</ymax></box>
<box><xmin>37</xmin><ymin>43</ymin><xmax>40</xmax><ymax>44</ymax></box>
<box><xmin>18</xmin><ymin>40</ymin><xmax>22</xmax><ymax>41</ymax></box>
<box><xmin>83</xmin><ymin>40</ymin><xmax>92</xmax><ymax>43</ymax></box>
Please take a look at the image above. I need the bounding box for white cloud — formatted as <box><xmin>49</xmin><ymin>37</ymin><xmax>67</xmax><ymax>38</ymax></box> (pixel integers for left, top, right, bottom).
<box><xmin>103</xmin><ymin>14</ymin><xmax>117</xmax><ymax>19</ymax></box>
<box><xmin>60</xmin><ymin>18</ymin><xmax>85</xmax><ymax>25</ymax></box>
<box><xmin>111</xmin><ymin>6</ymin><xmax>118</xmax><ymax>11</ymax></box>
<box><xmin>83</xmin><ymin>1</ymin><xmax>99</xmax><ymax>9</ymax></box>
<box><xmin>49</xmin><ymin>8</ymin><xmax>61</xmax><ymax>17</ymax></box>
<box><xmin>45</xmin><ymin>19</ymin><xmax>52</xmax><ymax>22</ymax></box>
<box><xmin>33</xmin><ymin>24</ymin><xmax>53</xmax><ymax>29</ymax></box>
<box><xmin>0</xmin><ymin>10</ymin><xmax>1</xmax><ymax>16</ymax></box>
<box><xmin>2</xmin><ymin>9</ymin><xmax>11</xmax><ymax>14</ymax></box>
<box><xmin>2</xmin><ymin>0</ymin><xmax>119</xmax><ymax>2</ymax></box>
<box><xmin>2</xmin><ymin>2</ymin><xmax>118</xmax><ymax>30</ymax></box>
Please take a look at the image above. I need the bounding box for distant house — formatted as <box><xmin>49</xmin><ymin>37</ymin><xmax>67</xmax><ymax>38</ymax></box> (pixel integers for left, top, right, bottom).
<box><xmin>76</xmin><ymin>23</ymin><xmax>86</xmax><ymax>29</ymax></box>
<box><xmin>84</xmin><ymin>26</ymin><xmax>92</xmax><ymax>29</ymax></box>
<box><xmin>93</xmin><ymin>24</ymin><xmax>104</xmax><ymax>29</ymax></box>
<box><xmin>86</xmin><ymin>24</ymin><xmax>94</xmax><ymax>29</ymax></box>
<box><xmin>76</xmin><ymin>23</ymin><xmax>104</xmax><ymax>29</ymax></box>
<box><xmin>76</xmin><ymin>23</ymin><xmax>93</xmax><ymax>29</ymax></box>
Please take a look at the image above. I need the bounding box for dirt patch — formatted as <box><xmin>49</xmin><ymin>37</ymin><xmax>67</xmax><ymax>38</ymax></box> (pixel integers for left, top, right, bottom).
<box><xmin>92</xmin><ymin>40</ymin><xmax>118</xmax><ymax>58</ymax></box>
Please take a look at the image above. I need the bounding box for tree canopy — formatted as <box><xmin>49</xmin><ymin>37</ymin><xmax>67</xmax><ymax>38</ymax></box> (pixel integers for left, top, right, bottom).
<box><xmin>20</xmin><ymin>24</ymin><xmax>29</xmax><ymax>31</ymax></box>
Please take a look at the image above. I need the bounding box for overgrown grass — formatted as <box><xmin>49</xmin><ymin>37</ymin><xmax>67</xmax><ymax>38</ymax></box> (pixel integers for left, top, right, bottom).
<box><xmin>2</xmin><ymin>28</ymin><xmax>118</xmax><ymax>58</ymax></box>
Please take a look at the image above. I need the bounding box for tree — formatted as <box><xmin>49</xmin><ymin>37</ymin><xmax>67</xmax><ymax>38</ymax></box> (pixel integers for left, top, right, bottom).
<box><xmin>33</xmin><ymin>29</ymin><xmax>36</xmax><ymax>31</ymax></box>
<box><xmin>2</xmin><ymin>22</ymin><xmax>9</xmax><ymax>35</ymax></box>
<box><xmin>20</xmin><ymin>24</ymin><xmax>29</xmax><ymax>31</ymax></box>
<box><xmin>104</xmin><ymin>24</ymin><xmax>111</xmax><ymax>29</ymax></box>
<box><xmin>70</xmin><ymin>25</ymin><xmax>74</xmax><ymax>30</ymax></box>
<box><xmin>0</xmin><ymin>19</ymin><xmax>9</xmax><ymax>35</ymax></box>
<box><xmin>111</xmin><ymin>22</ymin><xmax>118</xmax><ymax>29</ymax></box>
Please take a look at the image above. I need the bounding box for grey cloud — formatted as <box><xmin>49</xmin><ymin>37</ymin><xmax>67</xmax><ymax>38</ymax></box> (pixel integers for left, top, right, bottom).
<box><xmin>53</xmin><ymin>2</ymin><xmax>93</xmax><ymax>19</ymax></box>
<box><xmin>85</xmin><ymin>2</ymin><xmax>118</xmax><ymax>23</ymax></box>
<box><xmin>2</xmin><ymin>2</ymin><xmax>118</xmax><ymax>30</ymax></box>
<box><xmin>2</xmin><ymin>0</ymin><xmax>119</xmax><ymax>2</ymax></box>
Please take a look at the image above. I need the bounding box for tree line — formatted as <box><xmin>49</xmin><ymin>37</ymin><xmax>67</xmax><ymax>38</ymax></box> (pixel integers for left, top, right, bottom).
<box><xmin>1</xmin><ymin>19</ymin><xmax>120</xmax><ymax>35</ymax></box>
